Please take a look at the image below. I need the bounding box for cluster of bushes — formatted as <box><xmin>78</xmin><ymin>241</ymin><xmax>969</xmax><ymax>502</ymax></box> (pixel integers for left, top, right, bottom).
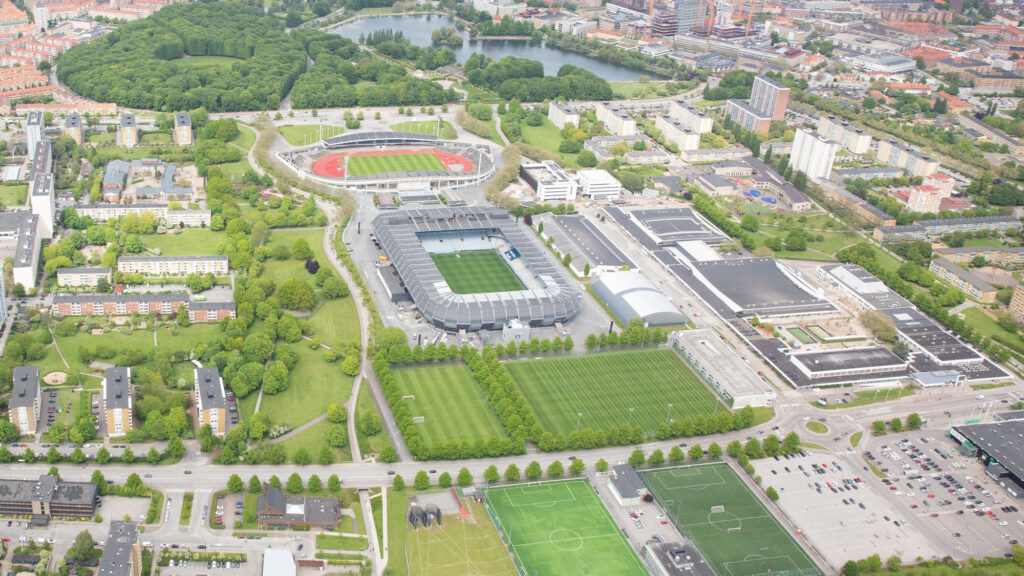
<box><xmin>455</xmin><ymin>109</ymin><xmax>493</xmax><ymax>140</ymax></box>
<box><xmin>871</xmin><ymin>413</ymin><xmax>922</xmax><ymax>435</ymax></box>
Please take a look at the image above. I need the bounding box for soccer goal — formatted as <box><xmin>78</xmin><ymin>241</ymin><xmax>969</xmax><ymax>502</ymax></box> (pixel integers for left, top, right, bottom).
<box><xmin>412</xmin><ymin>416</ymin><xmax>425</xmax><ymax>424</ymax></box>
<box><xmin>710</xmin><ymin>505</ymin><xmax>725</xmax><ymax>513</ymax></box>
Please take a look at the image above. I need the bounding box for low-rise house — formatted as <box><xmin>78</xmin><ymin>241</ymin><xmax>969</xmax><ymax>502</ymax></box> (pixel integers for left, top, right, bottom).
<box><xmin>56</xmin><ymin>267</ymin><xmax>110</xmax><ymax>288</ymax></box>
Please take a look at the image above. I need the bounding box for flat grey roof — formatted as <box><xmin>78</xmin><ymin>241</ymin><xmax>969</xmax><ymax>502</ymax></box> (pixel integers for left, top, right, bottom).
<box><xmin>98</xmin><ymin>521</ymin><xmax>138</xmax><ymax>576</ymax></box>
<box><xmin>551</xmin><ymin>214</ymin><xmax>634</xmax><ymax>269</ymax></box>
<box><xmin>630</xmin><ymin>207</ymin><xmax>729</xmax><ymax>245</ymax></box>
<box><xmin>0</xmin><ymin>475</ymin><xmax>96</xmax><ymax>507</ymax></box>
<box><xmin>10</xmin><ymin>366</ymin><xmax>38</xmax><ymax>409</ymax></box>
<box><xmin>791</xmin><ymin>346</ymin><xmax>906</xmax><ymax>373</ymax></box>
<box><xmin>953</xmin><ymin>420</ymin><xmax>1024</xmax><ymax>483</ymax></box>
<box><xmin>692</xmin><ymin>258</ymin><xmax>834</xmax><ymax>315</ymax></box>
<box><xmin>119</xmin><ymin>113</ymin><xmax>135</xmax><ymax>128</ymax></box>
<box><xmin>57</xmin><ymin>267</ymin><xmax>110</xmax><ymax>275</ymax></box>
<box><xmin>674</xmin><ymin>329</ymin><xmax>768</xmax><ymax>397</ymax></box>
<box><xmin>645</xmin><ymin>541</ymin><xmax>716</xmax><ymax>576</ymax></box>
<box><xmin>611</xmin><ymin>464</ymin><xmax>646</xmax><ymax>497</ymax></box>
<box><xmin>0</xmin><ymin>212</ymin><xmax>39</xmax><ymax>267</ymax></box>
<box><xmin>54</xmin><ymin>292</ymin><xmax>187</xmax><ymax>304</ymax></box>
<box><xmin>173</xmin><ymin>113</ymin><xmax>191</xmax><ymax>127</ymax></box>
<box><xmin>936</xmin><ymin>245</ymin><xmax>1024</xmax><ymax>255</ymax></box>
<box><xmin>31</xmin><ymin>172</ymin><xmax>53</xmax><ymax>197</ymax></box>
<box><xmin>195</xmin><ymin>367</ymin><xmax>225</xmax><ymax>411</ymax></box>
<box><xmin>104</xmin><ymin>367</ymin><xmax>131</xmax><ymax>409</ymax></box>
<box><xmin>65</xmin><ymin>113</ymin><xmax>81</xmax><ymax>129</ymax></box>
<box><xmin>930</xmin><ymin>257</ymin><xmax>995</xmax><ymax>292</ymax></box>
<box><xmin>118</xmin><ymin>255</ymin><xmax>228</xmax><ymax>263</ymax></box>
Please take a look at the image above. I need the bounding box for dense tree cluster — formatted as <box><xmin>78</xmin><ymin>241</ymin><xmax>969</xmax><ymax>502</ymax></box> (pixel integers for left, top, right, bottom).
<box><xmin>465</xmin><ymin>55</ymin><xmax>613</xmax><ymax>102</ymax></box>
<box><xmin>475</xmin><ymin>17</ymin><xmax>535</xmax><ymax>36</ymax></box>
<box><xmin>57</xmin><ymin>4</ymin><xmax>307</xmax><ymax>111</ymax></box>
<box><xmin>703</xmin><ymin>70</ymin><xmax>755</xmax><ymax>101</ymax></box>
<box><xmin>362</xmin><ymin>29</ymin><xmax>456</xmax><ymax>70</ymax></box>
<box><xmin>692</xmin><ymin>194</ymin><xmax>755</xmax><ymax>250</ymax></box>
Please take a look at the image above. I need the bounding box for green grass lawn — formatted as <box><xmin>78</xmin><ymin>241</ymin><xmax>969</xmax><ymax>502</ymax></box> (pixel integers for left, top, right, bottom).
<box><xmin>962</xmin><ymin>307</ymin><xmax>1024</xmax><ymax>347</ymax></box>
<box><xmin>231</xmin><ymin>125</ymin><xmax>257</xmax><ymax>150</ymax></box>
<box><xmin>390</xmin><ymin>120</ymin><xmax>457</xmax><ymax>140</ymax></box>
<box><xmin>407</xmin><ymin>499</ymin><xmax>518</xmax><ymax>576</ymax></box>
<box><xmin>431</xmin><ymin>250</ymin><xmax>524</xmax><ymax>294</ymax></box>
<box><xmin>275</xmin><ymin>418</ymin><xmax>350</xmax><ymax>462</ymax></box>
<box><xmin>644</xmin><ymin>464</ymin><xmax>820</xmax><ymax>576</ymax></box>
<box><xmin>88</xmin><ymin>133</ymin><xmax>115</xmax><ymax>145</ymax></box>
<box><xmin>257</xmin><ymin>343</ymin><xmax>353</xmax><ymax>429</ymax></box>
<box><xmin>278</xmin><ymin>124</ymin><xmax>345</xmax><ymax>146</ymax></box>
<box><xmin>517</xmin><ymin>117</ymin><xmax>574</xmax><ymax>166</ymax></box>
<box><xmin>805</xmin><ymin>421</ymin><xmax>828</xmax><ymax>434</ymax></box>
<box><xmin>308</xmin><ymin>297</ymin><xmax>361</xmax><ymax>344</ymax></box>
<box><xmin>179</xmin><ymin>492</ymin><xmax>194</xmax><ymax>525</ymax></box>
<box><xmin>355</xmin><ymin>384</ymin><xmax>390</xmax><ymax>457</ymax></box>
<box><xmin>346</xmin><ymin>152</ymin><xmax>444</xmax><ymax>177</ymax></box>
<box><xmin>316</xmin><ymin>533</ymin><xmax>368</xmax><ymax>551</ymax></box>
<box><xmin>143</xmin><ymin>229</ymin><xmax>223</xmax><ymax>256</ymax></box>
<box><xmin>140</xmin><ymin>132</ymin><xmax>171</xmax><ymax>145</ymax></box>
<box><xmin>818</xmin><ymin>387</ymin><xmax>915</xmax><ymax>410</ymax></box>
<box><xmin>174</xmin><ymin>55</ymin><xmax>243</xmax><ymax>68</ymax></box>
<box><xmin>387</xmin><ymin>489</ymin><xmax>409</xmax><ymax>576</ymax></box>
<box><xmin>505</xmin><ymin>349</ymin><xmax>726</xmax><ymax>435</ymax></box>
<box><xmin>262</xmin><ymin>228</ymin><xmax>327</xmax><ymax>285</ymax></box>
<box><xmin>609</xmin><ymin>80</ymin><xmax>671</xmax><ymax>99</ymax></box>
<box><xmin>391</xmin><ymin>364</ymin><xmax>508</xmax><ymax>445</ymax></box>
<box><xmin>485</xmin><ymin>480</ymin><xmax>647</xmax><ymax>576</ymax></box>
<box><xmin>0</xmin><ymin>183</ymin><xmax>28</xmax><ymax>206</ymax></box>
<box><xmin>693</xmin><ymin>100</ymin><xmax>725</xmax><ymax>109</ymax></box>
<box><xmin>213</xmin><ymin>159</ymin><xmax>254</xmax><ymax>183</ymax></box>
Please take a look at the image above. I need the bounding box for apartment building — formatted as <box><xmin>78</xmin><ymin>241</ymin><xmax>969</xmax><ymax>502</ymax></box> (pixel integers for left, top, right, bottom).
<box><xmin>725</xmin><ymin>99</ymin><xmax>772</xmax><ymax>133</ymax></box>
<box><xmin>905</xmin><ymin>185</ymin><xmax>945</xmax><ymax>214</ymax></box>
<box><xmin>667</xmin><ymin>99</ymin><xmax>713</xmax><ymax>134</ymax></box>
<box><xmin>117</xmin><ymin>255</ymin><xmax>229</xmax><ymax>276</ymax></box>
<box><xmin>116</xmin><ymin>112</ymin><xmax>138</xmax><ymax>148</ymax></box>
<box><xmin>958</xmin><ymin>114</ymin><xmax>1024</xmax><ymax>157</ymax></box>
<box><xmin>749</xmin><ymin>75</ymin><xmax>790</xmax><ymax>121</ymax></box>
<box><xmin>817</xmin><ymin>115</ymin><xmax>871</xmax><ymax>154</ymax></box>
<box><xmin>25</xmin><ymin>110</ymin><xmax>42</xmax><ymax>161</ymax></box>
<box><xmin>165</xmin><ymin>210</ymin><xmax>211</xmax><ymax>228</ymax></box>
<box><xmin>10</xmin><ymin>366</ymin><xmax>38</xmax><ymax>435</ymax></box>
<box><xmin>98</xmin><ymin>521</ymin><xmax>141</xmax><ymax>576</ymax></box>
<box><xmin>0</xmin><ymin>475</ymin><xmax>98</xmax><ymax>519</ymax></box>
<box><xmin>654</xmin><ymin>115</ymin><xmax>700</xmax><ymax>151</ymax></box>
<box><xmin>103</xmin><ymin>367</ymin><xmax>133</xmax><ymax>437</ymax></box>
<box><xmin>876</xmin><ymin>139</ymin><xmax>939</xmax><ymax>177</ymax></box>
<box><xmin>789</xmin><ymin>128</ymin><xmax>837</xmax><ymax>180</ymax></box>
<box><xmin>28</xmin><ymin>140</ymin><xmax>51</xmax><ymax>180</ymax></box>
<box><xmin>547</xmin><ymin>101</ymin><xmax>580</xmax><ymax>129</ymax></box>
<box><xmin>188</xmin><ymin>300</ymin><xmax>236</xmax><ymax>324</ymax></box>
<box><xmin>194</xmin><ymin>366</ymin><xmax>227</xmax><ymax>436</ymax></box>
<box><xmin>29</xmin><ymin>172</ymin><xmax>54</xmax><ymax>238</ymax></box>
<box><xmin>101</xmin><ymin>160</ymin><xmax>130</xmax><ymax>202</ymax></box>
<box><xmin>519</xmin><ymin>160</ymin><xmax>578</xmax><ymax>202</ymax></box>
<box><xmin>1010</xmin><ymin>285</ymin><xmax>1024</xmax><ymax>324</ymax></box>
<box><xmin>934</xmin><ymin>245</ymin><xmax>1024</xmax><ymax>268</ymax></box>
<box><xmin>51</xmin><ymin>292</ymin><xmax>188</xmax><ymax>317</ymax></box>
<box><xmin>813</xmin><ymin>178</ymin><xmax>897</xmax><ymax>226</ymax></box>
<box><xmin>928</xmin><ymin>257</ymin><xmax>997</xmax><ymax>302</ymax></box>
<box><xmin>63</xmin><ymin>112</ymin><xmax>83</xmax><ymax>145</ymax></box>
<box><xmin>56</xmin><ymin>267</ymin><xmax>111</xmax><ymax>287</ymax></box>
<box><xmin>172</xmin><ymin>112</ymin><xmax>193</xmax><ymax>146</ymax></box>
<box><xmin>873</xmin><ymin>216</ymin><xmax>1020</xmax><ymax>242</ymax></box>
<box><xmin>924</xmin><ymin>173</ymin><xmax>956</xmax><ymax>196</ymax></box>
<box><xmin>75</xmin><ymin>203</ymin><xmax>167</xmax><ymax>222</ymax></box>
<box><xmin>576</xmin><ymin>169</ymin><xmax>622</xmax><ymax>201</ymax></box>
<box><xmin>594</xmin><ymin>101</ymin><xmax>637</xmax><ymax>136</ymax></box>
<box><xmin>0</xmin><ymin>212</ymin><xmax>40</xmax><ymax>289</ymax></box>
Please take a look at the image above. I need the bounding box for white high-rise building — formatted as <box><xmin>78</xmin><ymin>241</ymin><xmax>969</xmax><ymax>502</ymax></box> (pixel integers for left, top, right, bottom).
<box><xmin>817</xmin><ymin>116</ymin><xmax>872</xmax><ymax>155</ymax></box>
<box><xmin>29</xmin><ymin>173</ymin><xmax>55</xmax><ymax>238</ymax></box>
<box><xmin>789</xmin><ymin>128</ymin><xmax>837</xmax><ymax>180</ymax></box>
<box><xmin>576</xmin><ymin>169</ymin><xmax>622</xmax><ymax>201</ymax></box>
<box><xmin>25</xmin><ymin>111</ymin><xmax>43</xmax><ymax>162</ymax></box>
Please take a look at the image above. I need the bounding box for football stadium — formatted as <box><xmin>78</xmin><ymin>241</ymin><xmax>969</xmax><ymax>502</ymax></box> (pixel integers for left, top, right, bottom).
<box><xmin>281</xmin><ymin>130</ymin><xmax>495</xmax><ymax>193</ymax></box>
<box><xmin>371</xmin><ymin>206</ymin><xmax>582</xmax><ymax>331</ymax></box>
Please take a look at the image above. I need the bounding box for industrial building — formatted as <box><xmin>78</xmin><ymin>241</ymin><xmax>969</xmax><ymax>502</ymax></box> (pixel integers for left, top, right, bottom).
<box><xmin>592</xmin><ymin>271</ymin><xmax>687</xmax><ymax>327</ymax></box>
<box><xmin>950</xmin><ymin>420</ymin><xmax>1024</xmax><ymax>499</ymax></box>
<box><xmin>671</xmin><ymin>329</ymin><xmax>774</xmax><ymax>408</ymax></box>
<box><xmin>519</xmin><ymin>160</ymin><xmax>577</xmax><ymax>203</ymax></box>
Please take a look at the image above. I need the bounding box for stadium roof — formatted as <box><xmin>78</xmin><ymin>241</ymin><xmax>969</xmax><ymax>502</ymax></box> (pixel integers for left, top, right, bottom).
<box><xmin>323</xmin><ymin>130</ymin><xmax>437</xmax><ymax>148</ymax></box>
<box><xmin>372</xmin><ymin>206</ymin><xmax>580</xmax><ymax>331</ymax></box>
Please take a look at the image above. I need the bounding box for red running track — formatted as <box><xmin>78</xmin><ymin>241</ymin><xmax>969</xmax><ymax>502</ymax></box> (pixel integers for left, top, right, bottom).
<box><xmin>310</xmin><ymin>149</ymin><xmax>475</xmax><ymax>178</ymax></box>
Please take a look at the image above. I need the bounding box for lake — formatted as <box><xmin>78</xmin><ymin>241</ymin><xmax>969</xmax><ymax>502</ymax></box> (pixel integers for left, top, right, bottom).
<box><xmin>332</xmin><ymin>14</ymin><xmax>652</xmax><ymax>81</ymax></box>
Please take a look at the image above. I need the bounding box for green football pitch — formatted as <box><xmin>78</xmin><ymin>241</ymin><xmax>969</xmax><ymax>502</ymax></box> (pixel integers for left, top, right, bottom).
<box><xmin>391</xmin><ymin>364</ymin><xmax>508</xmax><ymax>445</ymax></box>
<box><xmin>347</xmin><ymin>152</ymin><xmax>445</xmax><ymax>176</ymax></box>
<box><xmin>485</xmin><ymin>480</ymin><xmax>647</xmax><ymax>576</ymax></box>
<box><xmin>408</xmin><ymin>500</ymin><xmax>518</xmax><ymax>576</ymax></box>
<box><xmin>643</xmin><ymin>464</ymin><xmax>821</xmax><ymax>576</ymax></box>
<box><xmin>431</xmin><ymin>250</ymin><xmax>525</xmax><ymax>294</ymax></box>
<box><xmin>504</xmin><ymin>349</ymin><xmax>726</xmax><ymax>434</ymax></box>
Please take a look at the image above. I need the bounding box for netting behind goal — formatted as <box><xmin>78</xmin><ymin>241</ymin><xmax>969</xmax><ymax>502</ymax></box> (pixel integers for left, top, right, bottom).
<box><xmin>711</xmin><ymin>505</ymin><xmax>725</xmax><ymax>513</ymax></box>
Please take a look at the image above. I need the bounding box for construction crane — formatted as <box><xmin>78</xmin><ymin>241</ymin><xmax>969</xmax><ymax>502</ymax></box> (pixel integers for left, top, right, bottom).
<box><xmin>695</xmin><ymin>0</ymin><xmax>763</xmax><ymax>52</ymax></box>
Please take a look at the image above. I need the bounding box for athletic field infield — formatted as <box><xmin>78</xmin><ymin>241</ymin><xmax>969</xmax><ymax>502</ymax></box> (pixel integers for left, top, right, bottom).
<box><xmin>407</xmin><ymin>500</ymin><xmax>517</xmax><ymax>576</ymax></box>
<box><xmin>485</xmin><ymin>480</ymin><xmax>647</xmax><ymax>576</ymax></box>
<box><xmin>391</xmin><ymin>364</ymin><xmax>508</xmax><ymax>445</ymax></box>
<box><xmin>643</xmin><ymin>463</ymin><xmax>821</xmax><ymax>576</ymax></box>
<box><xmin>504</xmin><ymin>349</ymin><xmax>726</xmax><ymax>434</ymax></box>
<box><xmin>431</xmin><ymin>250</ymin><xmax>524</xmax><ymax>294</ymax></box>
<box><xmin>310</xmin><ymin>150</ymin><xmax>472</xmax><ymax>178</ymax></box>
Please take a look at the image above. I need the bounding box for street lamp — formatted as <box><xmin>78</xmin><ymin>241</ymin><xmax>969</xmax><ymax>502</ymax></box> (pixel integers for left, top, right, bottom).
<box><xmin>667</xmin><ymin>403</ymin><xmax>673</xmax><ymax>424</ymax></box>
<box><xmin>576</xmin><ymin>412</ymin><xmax>583</xmax><ymax>432</ymax></box>
<box><xmin>628</xmin><ymin>407</ymin><xmax>634</xmax><ymax>427</ymax></box>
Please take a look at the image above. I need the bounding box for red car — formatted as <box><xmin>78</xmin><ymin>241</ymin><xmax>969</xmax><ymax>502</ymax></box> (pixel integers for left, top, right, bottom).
<box><xmin>910</xmin><ymin>505</ymin><xmax>918</xmax><ymax>509</ymax></box>
<box><xmin>928</xmin><ymin>494</ymin><xmax>935</xmax><ymax>498</ymax></box>
<box><xmin>930</xmin><ymin>513</ymin><xmax>939</xmax><ymax>518</ymax></box>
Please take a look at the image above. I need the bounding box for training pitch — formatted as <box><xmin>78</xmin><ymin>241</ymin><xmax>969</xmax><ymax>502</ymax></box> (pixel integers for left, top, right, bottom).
<box><xmin>408</xmin><ymin>501</ymin><xmax>518</xmax><ymax>576</ymax></box>
<box><xmin>643</xmin><ymin>463</ymin><xmax>821</xmax><ymax>576</ymax></box>
<box><xmin>431</xmin><ymin>250</ymin><xmax>525</xmax><ymax>294</ymax></box>
<box><xmin>392</xmin><ymin>364</ymin><xmax>508</xmax><ymax>445</ymax></box>
<box><xmin>485</xmin><ymin>480</ymin><xmax>647</xmax><ymax>576</ymax></box>
<box><xmin>504</xmin><ymin>349</ymin><xmax>726</xmax><ymax>434</ymax></box>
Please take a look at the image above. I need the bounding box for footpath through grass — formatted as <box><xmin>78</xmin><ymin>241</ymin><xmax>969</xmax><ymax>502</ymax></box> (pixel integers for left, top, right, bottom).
<box><xmin>485</xmin><ymin>480</ymin><xmax>647</xmax><ymax>576</ymax></box>
<box><xmin>505</xmin><ymin>349</ymin><xmax>726</xmax><ymax>434</ymax></box>
<box><xmin>431</xmin><ymin>250</ymin><xmax>524</xmax><ymax>294</ymax></box>
<box><xmin>391</xmin><ymin>364</ymin><xmax>508</xmax><ymax>445</ymax></box>
<box><xmin>644</xmin><ymin>464</ymin><xmax>821</xmax><ymax>576</ymax></box>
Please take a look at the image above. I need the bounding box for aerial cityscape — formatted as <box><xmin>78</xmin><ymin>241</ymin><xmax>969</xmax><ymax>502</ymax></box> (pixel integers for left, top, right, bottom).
<box><xmin>0</xmin><ymin>0</ymin><xmax>1019</xmax><ymax>574</ymax></box>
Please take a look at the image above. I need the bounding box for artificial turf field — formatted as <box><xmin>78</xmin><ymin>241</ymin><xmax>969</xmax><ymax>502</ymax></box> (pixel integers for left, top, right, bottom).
<box><xmin>391</xmin><ymin>364</ymin><xmax>508</xmax><ymax>445</ymax></box>
<box><xmin>408</xmin><ymin>500</ymin><xmax>518</xmax><ymax>576</ymax></box>
<box><xmin>485</xmin><ymin>480</ymin><xmax>647</xmax><ymax>576</ymax></box>
<box><xmin>347</xmin><ymin>152</ymin><xmax>444</xmax><ymax>176</ymax></box>
<box><xmin>430</xmin><ymin>250</ymin><xmax>525</xmax><ymax>294</ymax></box>
<box><xmin>504</xmin><ymin>349</ymin><xmax>726</xmax><ymax>434</ymax></box>
<box><xmin>643</xmin><ymin>464</ymin><xmax>821</xmax><ymax>576</ymax></box>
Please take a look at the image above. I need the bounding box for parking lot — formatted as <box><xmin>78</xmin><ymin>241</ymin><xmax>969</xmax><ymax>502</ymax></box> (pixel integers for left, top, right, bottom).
<box><xmin>752</xmin><ymin>449</ymin><xmax>944</xmax><ymax>567</ymax></box>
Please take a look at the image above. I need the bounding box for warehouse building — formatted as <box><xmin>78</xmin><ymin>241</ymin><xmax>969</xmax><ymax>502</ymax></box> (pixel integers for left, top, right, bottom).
<box><xmin>671</xmin><ymin>329</ymin><xmax>773</xmax><ymax>408</ymax></box>
<box><xmin>592</xmin><ymin>271</ymin><xmax>687</xmax><ymax>327</ymax></box>
<box><xmin>950</xmin><ymin>420</ymin><xmax>1024</xmax><ymax>499</ymax></box>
